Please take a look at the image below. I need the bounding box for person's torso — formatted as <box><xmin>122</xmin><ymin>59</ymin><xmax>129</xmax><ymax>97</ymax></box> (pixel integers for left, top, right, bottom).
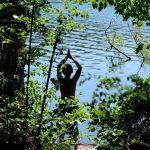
<box><xmin>60</xmin><ymin>78</ymin><xmax>77</xmax><ymax>99</ymax></box>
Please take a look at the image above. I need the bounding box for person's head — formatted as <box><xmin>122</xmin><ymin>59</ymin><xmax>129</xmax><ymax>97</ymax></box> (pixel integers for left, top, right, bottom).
<box><xmin>62</xmin><ymin>63</ymin><xmax>73</xmax><ymax>77</ymax></box>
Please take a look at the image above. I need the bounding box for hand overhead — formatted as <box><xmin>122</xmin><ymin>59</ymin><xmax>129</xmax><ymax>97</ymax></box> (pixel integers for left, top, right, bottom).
<box><xmin>67</xmin><ymin>49</ymin><xmax>73</xmax><ymax>59</ymax></box>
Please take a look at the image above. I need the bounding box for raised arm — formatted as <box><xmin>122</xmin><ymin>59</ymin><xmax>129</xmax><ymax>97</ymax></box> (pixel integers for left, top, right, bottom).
<box><xmin>57</xmin><ymin>55</ymin><xmax>67</xmax><ymax>82</ymax></box>
<box><xmin>68</xmin><ymin>49</ymin><xmax>82</xmax><ymax>81</ymax></box>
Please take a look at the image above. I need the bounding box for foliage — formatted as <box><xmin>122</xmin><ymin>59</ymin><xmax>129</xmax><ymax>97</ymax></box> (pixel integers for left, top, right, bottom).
<box><xmin>1</xmin><ymin>0</ymin><xmax>150</xmax><ymax>149</ymax></box>
<box><xmin>26</xmin><ymin>78</ymin><xmax>87</xmax><ymax>150</ymax></box>
<box><xmin>72</xmin><ymin>0</ymin><xmax>150</xmax><ymax>26</ymax></box>
<box><xmin>86</xmin><ymin>0</ymin><xmax>150</xmax><ymax>26</ymax></box>
<box><xmin>74</xmin><ymin>0</ymin><xmax>150</xmax><ymax>56</ymax></box>
<box><xmin>97</xmin><ymin>0</ymin><xmax>150</xmax><ymax>56</ymax></box>
<box><xmin>0</xmin><ymin>0</ymin><xmax>89</xmax><ymax>149</ymax></box>
<box><xmin>88</xmin><ymin>75</ymin><xmax>150</xmax><ymax>149</ymax></box>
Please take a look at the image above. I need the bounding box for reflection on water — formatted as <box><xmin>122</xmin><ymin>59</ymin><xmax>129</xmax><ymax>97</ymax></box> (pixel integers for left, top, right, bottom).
<box><xmin>35</xmin><ymin>1</ymin><xmax>150</xmax><ymax>143</ymax></box>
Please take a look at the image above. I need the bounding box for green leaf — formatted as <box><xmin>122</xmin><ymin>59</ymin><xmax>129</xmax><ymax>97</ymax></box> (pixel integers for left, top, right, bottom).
<box><xmin>13</xmin><ymin>15</ymin><xmax>19</xmax><ymax>19</ymax></box>
<box><xmin>91</xmin><ymin>0</ymin><xmax>96</xmax><ymax>4</ymax></box>
<box><xmin>135</xmin><ymin>43</ymin><xmax>144</xmax><ymax>54</ymax></box>
<box><xmin>137</xmin><ymin>21</ymin><xmax>143</xmax><ymax>27</ymax></box>
<box><xmin>10</xmin><ymin>28</ymin><xmax>15</xmax><ymax>33</ymax></box>
<box><xmin>77</xmin><ymin>0</ymin><xmax>82</xmax><ymax>5</ymax></box>
<box><xmin>0</xmin><ymin>4</ymin><xmax>4</xmax><ymax>10</ymax></box>
<box><xmin>92</xmin><ymin>3</ymin><xmax>98</xmax><ymax>9</ymax></box>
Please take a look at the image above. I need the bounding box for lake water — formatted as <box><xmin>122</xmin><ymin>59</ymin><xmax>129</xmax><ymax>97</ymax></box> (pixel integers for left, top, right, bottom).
<box><xmin>46</xmin><ymin>1</ymin><xmax>150</xmax><ymax>102</ymax></box>
<box><xmin>36</xmin><ymin>1</ymin><xmax>150</xmax><ymax>143</ymax></box>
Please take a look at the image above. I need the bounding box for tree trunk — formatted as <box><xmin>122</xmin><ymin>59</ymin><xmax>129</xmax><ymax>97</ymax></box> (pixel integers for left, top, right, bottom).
<box><xmin>0</xmin><ymin>3</ymin><xmax>27</xmax><ymax>105</ymax></box>
<box><xmin>0</xmin><ymin>2</ymin><xmax>30</xmax><ymax>148</ymax></box>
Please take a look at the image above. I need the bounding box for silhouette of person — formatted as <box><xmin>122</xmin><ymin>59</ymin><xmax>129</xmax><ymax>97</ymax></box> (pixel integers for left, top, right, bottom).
<box><xmin>57</xmin><ymin>49</ymin><xmax>82</xmax><ymax>100</ymax></box>
<box><xmin>56</xmin><ymin>49</ymin><xmax>82</xmax><ymax>142</ymax></box>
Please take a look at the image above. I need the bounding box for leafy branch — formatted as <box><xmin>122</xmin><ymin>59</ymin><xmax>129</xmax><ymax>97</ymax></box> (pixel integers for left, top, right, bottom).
<box><xmin>127</xmin><ymin>24</ymin><xmax>146</xmax><ymax>74</ymax></box>
<box><xmin>105</xmin><ymin>21</ymin><xmax>131</xmax><ymax>61</ymax></box>
<box><xmin>26</xmin><ymin>0</ymin><xmax>35</xmax><ymax>118</ymax></box>
<box><xmin>37</xmin><ymin>28</ymin><xmax>61</xmax><ymax>139</ymax></box>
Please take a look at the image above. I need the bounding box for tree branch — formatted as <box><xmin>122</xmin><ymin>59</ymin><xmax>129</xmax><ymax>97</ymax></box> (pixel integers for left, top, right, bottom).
<box><xmin>26</xmin><ymin>0</ymin><xmax>35</xmax><ymax>118</ymax></box>
<box><xmin>37</xmin><ymin>29</ymin><xmax>61</xmax><ymax>139</ymax></box>
<box><xmin>127</xmin><ymin>23</ymin><xmax>145</xmax><ymax>74</ymax></box>
<box><xmin>127</xmin><ymin>23</ymin><xmax>144</xmax><ymax>58</ymax></box>
<box><xmin>105</xmin><ymin>21</ymin><xmax>131</xmax><ymax>61</ymax></box>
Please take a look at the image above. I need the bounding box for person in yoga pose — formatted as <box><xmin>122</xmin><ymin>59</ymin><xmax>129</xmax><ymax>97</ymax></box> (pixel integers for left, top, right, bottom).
<box><xmin>57</xmin><ymin>49</ymin><xmax>82</xmax><ymax>143</ymax></box>
<box><xmin>57</xmin><ymin>49</ymin><xmax>82</xmax><ymax>100</ymax></box>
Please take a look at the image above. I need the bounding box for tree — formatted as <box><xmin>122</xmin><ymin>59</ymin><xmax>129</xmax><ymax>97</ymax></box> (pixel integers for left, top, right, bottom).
<box><xmin>88</xmin><ymin>75</ymin><xmax>150</xmax><ymax>149</ymax></box>
<box><xmin>91</xmin><ymin>0</ymin><xmax>150</xmax><ymax>55</ymax></box>
<box><xmin>0</xmin><ymin>1</ymin><xmax>88</xmax><ymax>149</ymax></box>
<box><xmin>84</xmin><ymin>1</ymin><xmax>150</xmax><ymax>148</ymax></box>
<box><xmin>75</xmin><ymin>0</ymin><xmax>150</xmax><ymax>57</ymax></box>
<box><xmin>75</xmin><ymin>0</ymin><xmax>150</xmax><ymax>26</ymax></box>
<box><xmin>0</xmin><ymin>1</ymin><xmax>27</xmax><ymax>104</ymax></box>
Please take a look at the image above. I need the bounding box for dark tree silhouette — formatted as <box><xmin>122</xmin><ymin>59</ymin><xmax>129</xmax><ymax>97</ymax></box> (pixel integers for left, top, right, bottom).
<box><xmin>0</xmin><ymin>2</ymin><xmax>27</xmax><ymax>105</ymax></box>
